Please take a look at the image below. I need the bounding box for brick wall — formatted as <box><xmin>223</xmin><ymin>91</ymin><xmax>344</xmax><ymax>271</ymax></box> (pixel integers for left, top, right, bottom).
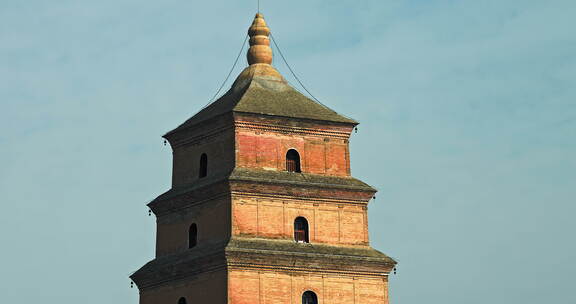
<box><xmin>139</xmin><ymin>269</ymin><xmax>227</xmax><ymax>304</ymax></box>
<box><xmin>232</xmin><ymin>195</ymin><xmax>369</xmax><ymax>246</ymax></box>
<box><xmin>156</xmin><ymin>196</ymin><xmax>231</xmax><ymax>257</ymax></box>
<box><xmin>167</xmin><ymin>114</ymin><xmax>236</xmax><ymax>188</ymax></box>
<box><xmin>228</xmin><ymin>269</ymin><xmax>388</xmax><ymax>304</ymax></box>
<box><xmin>147</xmin><ymin>113</ymin><xmax>391</xmax><ymax>304</ymax></box>
<box><xmin>234</xmin><ymin>115</ymin><xmax>354</xmax><ymax>176</ymax></box>
<box><xmin>171</xmin><ymin>128</ymin><xmax>235</xmax><ymax>187</ymax></box>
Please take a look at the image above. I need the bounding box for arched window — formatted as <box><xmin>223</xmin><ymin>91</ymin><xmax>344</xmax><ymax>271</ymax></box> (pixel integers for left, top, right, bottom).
<box><xmin>178</xmin><ymin>297</ymin><xmax>187</xmax><ymax>304</ymax></box>
<box><xmin>286</xmin><ymin>149</ymin><xmax>301</xmax><ymax>173</ymax></box>
<box><xmin>294</xmin><ymin>217</ymin><xmax>309</xmax><ymax>243</ymax></box>
<box><xmin>189</xmin><ymin>223</ymin><xmax>198</xmax><ymax>249</ymax></box>
<box><xmin>302</xmin><ymin>291</ymin><xmax>318</xmax><ymax>304</ymax></box>
<box><xmin>199</xmin><ymin>153</ymin><xmax>208</xmax><ymax>178</ymax></box>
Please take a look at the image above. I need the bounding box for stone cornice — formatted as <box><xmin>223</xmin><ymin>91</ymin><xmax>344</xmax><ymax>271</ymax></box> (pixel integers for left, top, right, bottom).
<box><xmin>131</xmin><ymin>238</ymin><xmax>395</xmax><ymax>291</ymax></box>
<box><xmin>230</xmin><ymin>191</ymin><xmax>368</xmax><ymax>206</ymax></box>
<box><xmin>229</xmin><ymin>178</ymin><xmax>375</xmax><ymax>202</ymax></box>
<box><xmin>169</xmin><ymin>124</ymin><xmax>234</xmax><ymax>148</ymax></box>
<box><xmin>148</xmin><ymin>181</ymin><xmax>231</xmax><ymax>217</ymax></box>
<box><xmin>131</xmin><ymin>250</ymin><xmax>227</xmax><ymax>290</ymax></box>
<box><xmin>225</xmin><ymin>249</ymin><xmax>393</xmax><ymax>276</ymax></box>
<box><xmin>226</xmin><ymin>262</ymin><xmax>389</xmax><ymax>278</ymax></box>
<box><xmin>235</xmin><ymin>120</ymin><xmax>351</xmax><ymax>139</ymax></box>
<box><xmin>149</xmin><ymin>168</ymin><xmax>376</xmax><ymax>216</ymax></box>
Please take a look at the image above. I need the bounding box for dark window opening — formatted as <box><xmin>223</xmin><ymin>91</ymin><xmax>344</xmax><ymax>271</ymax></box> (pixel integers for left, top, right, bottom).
<box><xmin>199</xmin><ymin>153</ymin><xmax>208</xmax><ymax>178</ymax></box>
<box><xmin>189</xmin><ymin>223</ymin><xmax>198</xmax><ymax>249</ymax></box>
<box><xmin>286</xmin><ymin>149</ymin><xmax>301</xmax><ymax>173</ymax></box>
<box><xmin>294</xmin><ymin>217</ymin><xmax>309</xmax><ymax>243</ymax></box>
<box><xmin>178</xmin><ymin>297</ymin><xmax>187</xmax><ymax>304</ymax></box>
<box><xmin>302</xmin><ymin>291</ymin><xmax>318</xmax><ymax>304</ymax></box>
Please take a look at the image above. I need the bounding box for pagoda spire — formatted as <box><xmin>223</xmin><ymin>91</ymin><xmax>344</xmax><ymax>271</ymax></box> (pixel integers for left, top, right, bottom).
<box><xmin>231</xmin><ymin>13</ymin><xmax>284</xmax><ymax>86</ymax></box>
<box><xmin>247</xmin><ymin>13</ymin><xmax>273</xmax><ymax>65</ymax></box>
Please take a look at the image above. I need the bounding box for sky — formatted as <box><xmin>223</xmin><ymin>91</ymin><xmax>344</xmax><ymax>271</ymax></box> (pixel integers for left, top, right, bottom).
<box><xmin>1</xmin><ymin>0</ymin><xmax>575</xmax><ymax>303</ymax></box>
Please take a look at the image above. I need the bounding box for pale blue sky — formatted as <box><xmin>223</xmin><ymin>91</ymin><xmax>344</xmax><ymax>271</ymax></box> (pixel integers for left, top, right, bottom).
<box><xmin>1</xmin><ymin>0</ymin><xmax>575</xmax><ymax>303</ymax></box>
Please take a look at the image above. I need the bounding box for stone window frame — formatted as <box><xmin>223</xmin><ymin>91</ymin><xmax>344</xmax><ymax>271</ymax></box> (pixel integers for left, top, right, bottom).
<box><xmin>199</xmin><ymin>153</ymin><xmax>208</xmax><ymax>178</ymax></box>
<box><xmin>302</xmin><ymin>290</ymin><xmax>318</xmax><ymax>304</ymax></box>
<box><xmin>286</xmin><ymin>149</ymin><xmax>301</xmax><ymax>173</ymax></box>
<box><xmin>294</xmin><ymin>216</ymin><xmax>309</xmax><ymax>243</ymax></box>
<box><xmin>188</xmin><ymin>223</ymin><xmax>198</xmax><ymax>249</ymax></box>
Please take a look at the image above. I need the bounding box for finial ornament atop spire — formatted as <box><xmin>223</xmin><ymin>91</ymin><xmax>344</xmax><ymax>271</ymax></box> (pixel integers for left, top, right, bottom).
<box><xmin>247</xmin><ymin>13</ymin><xmax>273</xmax><ymax>65</ymax></box>
<box><xmin>233</xmin><ymin>13</ymin><xmax>284</xmax><ymax>85</ymax></box>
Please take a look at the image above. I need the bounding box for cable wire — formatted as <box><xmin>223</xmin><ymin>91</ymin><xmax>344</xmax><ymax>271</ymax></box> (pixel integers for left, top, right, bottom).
<box><xmin>270</xmin><ymin>33</ymin><xmax>324</xmax><ymax>105</ymax></box>
<box><xmin>201</xmin><ymin>35</ymin><xmax>249</xmax><ymax>110</ymax></box>
<box><xmin>270</xmin><ymin>33</ymin><xmax>356</xmax><ymax>121</ymax></box>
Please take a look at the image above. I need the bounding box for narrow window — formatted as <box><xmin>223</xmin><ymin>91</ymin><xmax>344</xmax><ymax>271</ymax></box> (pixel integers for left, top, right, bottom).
<box><xmin>189</xmin><ymin>223</ymin><xmax>198</xmax><ymax>249</ymax></box>
<box><xmin>294</xmin><ymin>217</ymin><xmax>309</xmax><ymax>243</ymax></box>
<box><xmin>286</xmin><ymin>149</ymin><xmax>301</xmax><ymax>173</ymax></box>
<box><xmin>302</xmin><ymin>291</ymin><xmax>318</xmax><ymax>304</ymax></box>
<box><xmin>199</xmin><ymin>153</ymin><xmax>208</xmax><ymax>178</ymax></box>
<box><xmin>178</xmin><ymin>298</ymin><xmax>187</xmax><ymax>304</ymax></box>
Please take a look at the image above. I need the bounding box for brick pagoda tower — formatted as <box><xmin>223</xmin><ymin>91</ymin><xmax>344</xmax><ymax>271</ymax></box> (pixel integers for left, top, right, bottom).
<box><xmin>131</xmin><ymin>13</ymin><xmax>396</xmax><ymax>304</ymax></box>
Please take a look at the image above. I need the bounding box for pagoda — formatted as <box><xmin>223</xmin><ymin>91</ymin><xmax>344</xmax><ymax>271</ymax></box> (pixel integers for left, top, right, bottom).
<box><xmin>131</xmin><ymin>13</ymin><xmax>396</xmax><ymax>304</ymax></box>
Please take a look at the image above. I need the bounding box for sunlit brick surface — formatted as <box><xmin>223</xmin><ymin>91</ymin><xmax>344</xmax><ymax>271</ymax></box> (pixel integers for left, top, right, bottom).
<box><xmin>229</xmin><ymin>270</ymin><xmax>389</xmax><ymax>304</ymax></box>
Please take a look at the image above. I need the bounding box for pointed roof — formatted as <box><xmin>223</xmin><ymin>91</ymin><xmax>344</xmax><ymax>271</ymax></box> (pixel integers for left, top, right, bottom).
<box><xmin>166</xmin><ymin>13</ymin><xmax>356</xmax><ymax>137</ymax></box>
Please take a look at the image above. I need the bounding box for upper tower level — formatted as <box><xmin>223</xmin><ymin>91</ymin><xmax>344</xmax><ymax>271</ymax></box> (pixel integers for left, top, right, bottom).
<box><xmin>164</xmin><ymin>13</ymin><xmax>359</xmax><ymax>188</ymax></box>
